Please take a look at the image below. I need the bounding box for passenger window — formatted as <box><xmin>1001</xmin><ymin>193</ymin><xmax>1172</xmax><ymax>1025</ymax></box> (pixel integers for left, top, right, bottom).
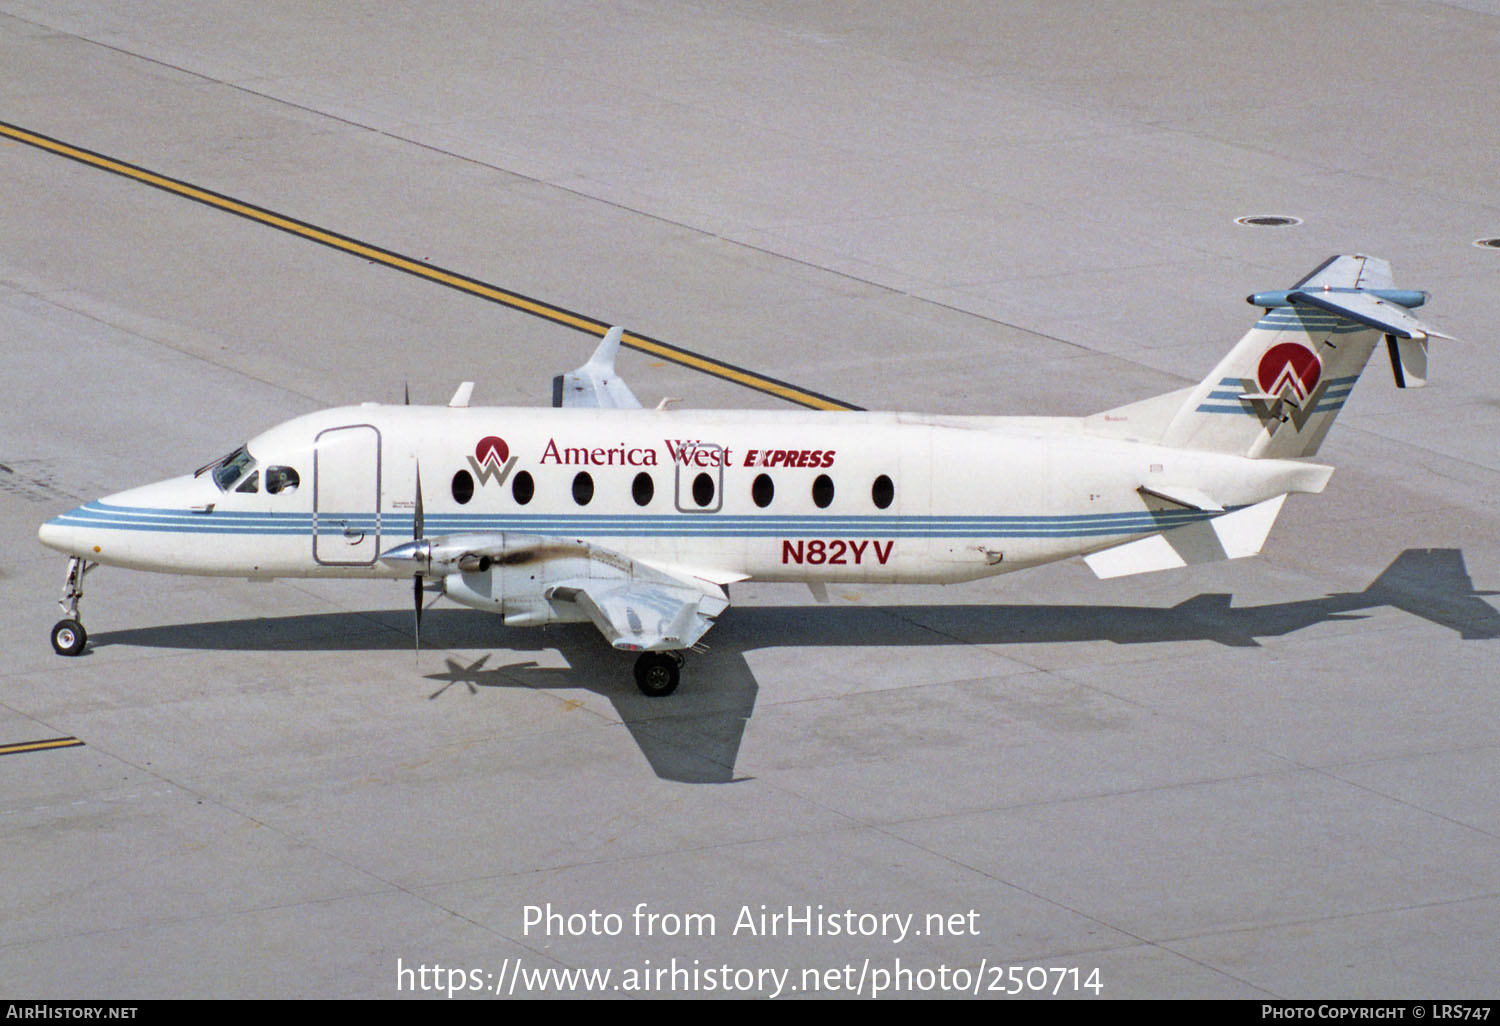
<box><xmin>812</xmin><ymin>474</ymin><xmax>834</xmax><ymax>509</ymax></box>
<box><xmin>572</xmin><ymin>471</ymin><xmax>594</xmax><ymax>506</ymax></box>
<box><xmin>632</xmin><ymin>472</ymin><xmax>654</xmax><ymax>507</ymax></box>
<box><xmin>451</xmin><ymin>469</ymin><xmax>474</xmax><ymax>505</ymax></box>
<box><xmin>266</xmin><ymin>466</ymin><xmax>300</xmax><ymax>495</ymax></box>
<box><xmin>751</xmin><ymin>473</ymin><xmax>774</xmax><ymax>508</ymax></box>
<box><xmin>872</xmin><ymin>474</ymin><xmax>894</xmax><ymax>509</ymax></box>
<box><xmin>512</xmin><ymin>470</ymin><xmax>535</xmax><ymax>505</ymax></box>
<box><xmin>692</xmin><ymin>472</ymin><xmax>715</xmax><ymax>508</ymax></box>
<box><xmin>235</xmin><ymin>471</ymin><xmax>259</xmax><ymax>494</ymax></box>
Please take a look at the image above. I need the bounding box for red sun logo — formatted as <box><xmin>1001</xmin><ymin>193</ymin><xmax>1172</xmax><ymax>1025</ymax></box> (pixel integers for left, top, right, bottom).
<box><xmin>1256</xmin><ymin>343</ymin><xmax>1322</xmax><ymax>402</ymax></box>
<box><xmin>475</xmin><ymin>436</ymin><xmax>509</xmax><ymax>467</ymax></box>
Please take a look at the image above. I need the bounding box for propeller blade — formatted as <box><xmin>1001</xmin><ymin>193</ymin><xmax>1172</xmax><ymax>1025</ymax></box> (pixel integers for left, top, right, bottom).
<box><xmin>404</xmin><ymin>381</ymin><xmax>410</xmax><ymax>406</ymax></box>
<box><xmin>412</xmin><ymin>459</ymin><xmax>424</xmax><ymax>654</ymax></box>
<box><xmin>413</xmin><ymin>573</ymin><xmax>423</xmax><ymax>653</ymax></box>
<box><xmin>414</xmin><ymin>460</ymin><xmax>424</xmax><ymax>541</ymax></box>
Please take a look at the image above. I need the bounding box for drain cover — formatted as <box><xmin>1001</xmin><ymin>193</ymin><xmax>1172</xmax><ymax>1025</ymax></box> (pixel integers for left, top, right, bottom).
<box><xmin>1235</xmin><ymin>215</ymin><xmax>1303</xmax><ymax>227</ymax></box>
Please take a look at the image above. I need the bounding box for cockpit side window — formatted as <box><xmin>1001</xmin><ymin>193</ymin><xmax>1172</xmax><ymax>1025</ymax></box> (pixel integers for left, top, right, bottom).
<box><xmin>208</xmin><ymin>446</ymin><xmax>256</xmax><ymax>492</ymax></box>
<box><xmin>235</xmin><ymin>471</ymin><xmax>260</xmax><ymax>493</ymax></box>
<box><xmin>265</xmin><ymin>466</ymin><xmax>300</xmax><ymax>495</ymax></box>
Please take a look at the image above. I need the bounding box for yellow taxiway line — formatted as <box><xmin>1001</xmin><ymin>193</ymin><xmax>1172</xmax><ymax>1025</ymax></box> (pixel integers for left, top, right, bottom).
<box><xmin>1</xmin><ymin>119</ymin><xmax>860</xmax><ymax>411</ymax></box>
<box><xmin>0</xmin><ymin>736</ymin><xmax>85</xmax><ymax>757</ymax></box>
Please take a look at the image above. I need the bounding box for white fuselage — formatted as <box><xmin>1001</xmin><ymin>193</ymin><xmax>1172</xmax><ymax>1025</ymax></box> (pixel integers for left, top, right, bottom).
<box><xmin>38</xmin><ymin>403</ymin><xmax>1316</xmax><ymax>586</ymax></box>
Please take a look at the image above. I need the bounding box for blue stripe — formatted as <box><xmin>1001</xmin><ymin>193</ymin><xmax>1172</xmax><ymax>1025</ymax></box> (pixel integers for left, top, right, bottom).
<box><xmin>1197</xmin><ymin>373</ymin><xmax>1360</xmax><ymax>415</ymax></box>
<box><xmin>49</xmin><ymin>501</ymin><xmax>1229</xmax><ymax>540</ymax></box>
<box><xmin>1254</xmin><ymin>314</ymin><xmax>1370</xmax><ymax>334</ymax></box>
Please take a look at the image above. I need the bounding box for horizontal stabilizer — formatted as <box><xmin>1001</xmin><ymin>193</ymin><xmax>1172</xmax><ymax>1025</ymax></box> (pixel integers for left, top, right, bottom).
<box><xmin>1287</xmin><ymin>289</ymin><xmax>1450</xmax><ymax>341</ymax></box>
<box><xmin>1085</xmin><ymin>495</ymin><xmax>1286</xmax><ymax>579</ymax></box>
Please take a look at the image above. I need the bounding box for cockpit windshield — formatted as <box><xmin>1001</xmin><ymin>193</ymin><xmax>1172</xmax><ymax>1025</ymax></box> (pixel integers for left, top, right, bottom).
<box><xmin>199</xmin><ymin>446</ymin><xmax>257</xmax><ymax>492</ymax></box>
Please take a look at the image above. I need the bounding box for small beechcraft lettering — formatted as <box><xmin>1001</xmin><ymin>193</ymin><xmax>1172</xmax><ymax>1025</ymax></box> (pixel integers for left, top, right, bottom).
<box><xmin>38</xmin><ymin>256</ymin><xmax>1448</xmax><ymax>696</ymax></box>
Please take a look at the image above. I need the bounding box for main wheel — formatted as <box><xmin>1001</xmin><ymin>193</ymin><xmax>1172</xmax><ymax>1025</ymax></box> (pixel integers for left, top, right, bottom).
<box><xmin>633</xmin><ymin>652</ymin><xmax>681</xmax><ymax>697</ymax></box>
<box><xmin>51</xmin><ymin>619</ymin><xmax>87</xmax><ymax>656</ymax></box>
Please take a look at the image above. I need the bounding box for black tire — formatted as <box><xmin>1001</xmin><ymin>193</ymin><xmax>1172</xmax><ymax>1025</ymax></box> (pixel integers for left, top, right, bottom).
<box><xmin>633</xmin><ymin>652</ymin><xmax>680</xmax><ymax>697</ymax></box>
<box><xmin>51</xmin><ymin>619</ymin><xmax>87</xmax><ymax>656</ymax></box>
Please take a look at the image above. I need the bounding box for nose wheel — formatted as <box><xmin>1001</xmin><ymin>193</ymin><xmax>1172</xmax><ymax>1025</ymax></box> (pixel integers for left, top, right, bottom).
<box><xmin>51</xmin><ymin>558</ymin><xmax>96</xmax><ymax>657</ymax></box>
<box><xmin>51</xmin><ymin>619</ymin><xmax>86</xmax><ymax>656</ymax></box>
<box><xmin>633</xmin><ymin>651</ymin><xmax>684</xmax><ymax>697</ymax></box>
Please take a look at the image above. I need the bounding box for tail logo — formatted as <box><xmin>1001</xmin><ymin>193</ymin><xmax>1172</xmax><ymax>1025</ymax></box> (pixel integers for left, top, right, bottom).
<box><xmin>1257</xmin><ymin>342</ymin><xmax>1322</xmax><ymax>403</ymax></box>
<box><xmin>468</xmin><ymin>436</ymin><xmax>517</xmax><ymax>486</ymax></box>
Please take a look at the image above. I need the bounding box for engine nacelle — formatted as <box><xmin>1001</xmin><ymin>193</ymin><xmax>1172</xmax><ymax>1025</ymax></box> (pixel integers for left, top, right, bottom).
<box><xmin>443</xmin><ymin>568</ymin><xmax>503</xmax><ymax>612</ymax></box>
<box><xmin>437</xmin><ymin>536</ymin><xmax>606</xmax><ymax>628</ymax></box>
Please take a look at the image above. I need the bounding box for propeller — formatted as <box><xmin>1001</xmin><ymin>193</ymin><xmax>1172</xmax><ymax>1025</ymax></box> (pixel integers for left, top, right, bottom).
<box><xmin>412</xmin><ymin>459</ymin><xmax>424</xmax><ymax>654</ymax></box>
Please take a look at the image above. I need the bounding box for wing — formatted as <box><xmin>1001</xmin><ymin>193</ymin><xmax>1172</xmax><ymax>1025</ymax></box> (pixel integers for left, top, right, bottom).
<box><xmin>550</xmin><ymin>575</ymin><xmax>729</xmax><ymax>652</ymax></box>
<box><xmin>380</xmin><ymin>532</ymin><xmax>729</xmax><ymax>650</ymax></box>
<box><xmin>552</xmin><ymin>326</ymin><xmax>642</xmax><ymax>408</ymax></box>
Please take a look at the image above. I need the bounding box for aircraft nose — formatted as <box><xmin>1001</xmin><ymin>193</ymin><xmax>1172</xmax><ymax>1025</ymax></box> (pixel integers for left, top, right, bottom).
<box><xmin>37</xmin><ymin>475</ymin><xmax>214</xmax><ymax>569</ymax></box>
<box><xmin>38</xmin><ymin>508</ymin><xmax>91</xmax><ymax>557</ymax></box>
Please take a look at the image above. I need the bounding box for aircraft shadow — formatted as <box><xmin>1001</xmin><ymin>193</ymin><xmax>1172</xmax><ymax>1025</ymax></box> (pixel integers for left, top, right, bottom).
<box><xmin>89</xmin><ymin>548</ymin><xmax>1499</xmax><ymax>783</ymax></box>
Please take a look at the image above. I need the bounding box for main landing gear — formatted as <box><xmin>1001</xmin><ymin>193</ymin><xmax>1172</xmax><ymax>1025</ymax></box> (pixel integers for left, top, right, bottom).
<box><xmin>51</xmin><ymin>557</ymin><xmax>96</xmax><ymax>656</ymax></box>
<box><xmin>633</xmin><ymin>650</ymin><xmax>685</xmax><ymax>698</ymax></box>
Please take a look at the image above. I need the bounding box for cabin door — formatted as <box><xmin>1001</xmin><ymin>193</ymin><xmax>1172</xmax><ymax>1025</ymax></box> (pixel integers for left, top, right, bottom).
<box><xmin>313</xmin><ymin>424</ymin><xmax>382</xmax><ymax>566</ymax></box>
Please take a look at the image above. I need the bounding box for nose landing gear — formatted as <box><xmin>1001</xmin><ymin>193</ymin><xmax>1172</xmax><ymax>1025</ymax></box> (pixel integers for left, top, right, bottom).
<box><xmin>51</xmin><ymin>558</ymin><xmax>96</xmax><ymax>656</ymax></box>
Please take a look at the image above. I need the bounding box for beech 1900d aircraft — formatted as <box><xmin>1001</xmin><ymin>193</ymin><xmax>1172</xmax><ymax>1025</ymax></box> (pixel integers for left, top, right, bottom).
<box><xmin>38</xmin><ymin>255</ymin><xmax>1445</xmax><ymax>696</ymax></box>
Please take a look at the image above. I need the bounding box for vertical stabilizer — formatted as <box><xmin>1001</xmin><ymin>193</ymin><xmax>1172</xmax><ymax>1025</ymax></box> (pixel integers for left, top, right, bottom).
<box><xmin>1090</xmin><ymin>256</ymin><xmax>1445</xmax><ymax>459</ymax></box>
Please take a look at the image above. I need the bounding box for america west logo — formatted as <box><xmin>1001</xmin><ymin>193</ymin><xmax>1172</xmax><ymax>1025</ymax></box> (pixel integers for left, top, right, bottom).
<box><xmin>1244</xmin><ymin>342</ymin><xmax>1329</xmax><ymax>430</ymax></box>
<box><xmin>1258</xmin><ymin>342</ymin><xmax>1322</xmax><ymax>401</ymax></box>
<box><xmin>468</xmin><ymin>436</ymin><xmax>518</xmax><ymax>486</ymax></box>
